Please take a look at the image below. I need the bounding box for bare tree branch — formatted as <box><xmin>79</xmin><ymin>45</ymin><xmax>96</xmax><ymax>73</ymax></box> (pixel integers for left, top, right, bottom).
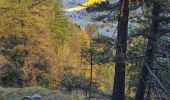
<box><xmin>145</xmin><ymin>63</ymin><xmax>170</xmax><ymax>95</ymax></box>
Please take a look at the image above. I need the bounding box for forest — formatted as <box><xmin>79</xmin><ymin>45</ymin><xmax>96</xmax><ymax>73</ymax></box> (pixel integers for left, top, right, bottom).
<box><xmin>0</xmin><ymin>0</ymin><xmax>170</xmax><ymax>100</ymax></box>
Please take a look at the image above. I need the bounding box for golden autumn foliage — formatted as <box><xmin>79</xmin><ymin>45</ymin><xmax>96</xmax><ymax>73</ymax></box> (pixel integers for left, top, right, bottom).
<box><xmin>0</xmin><ymin>0</ymin><xmax>61</xmax><ymax>87</ymax></box>
<box><xmin>0</xmin><ymin>0</ymin><xmax>91</xmax><ymax>88</ymax></box>
<box><xmin>83</xmin><ymin>0</ymin><xmax>106</xmax><ymax>6</ymax></box>
<box><xmin>65</xmin><ymin>0</ymin><xmax>105</xmax><ymax>12</ymax></box>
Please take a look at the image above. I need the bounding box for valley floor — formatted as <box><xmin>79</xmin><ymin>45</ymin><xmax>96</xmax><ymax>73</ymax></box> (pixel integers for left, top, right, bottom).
<box><xmin>0</xmin><ymin>86</ymin><xmax>78</xmax><ymax>100</ymax></box>
<box><xmin>0</xmin><ymin>86</ymin><xmax>110</xmax><ymax>100</ymax></box>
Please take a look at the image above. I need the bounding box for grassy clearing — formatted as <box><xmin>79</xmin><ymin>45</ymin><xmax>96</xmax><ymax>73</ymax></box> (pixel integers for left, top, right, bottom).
<box><xmin>0</xmin><ymin>86</ymin><xmax>78</xmax><ymax>100</ymax></box>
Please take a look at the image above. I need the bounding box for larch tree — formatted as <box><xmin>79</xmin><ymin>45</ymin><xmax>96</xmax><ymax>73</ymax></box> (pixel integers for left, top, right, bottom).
<box><xmin>0</xmin><ymin>0</ymin><xmax>70</xmax><ymax>87</ymax></box>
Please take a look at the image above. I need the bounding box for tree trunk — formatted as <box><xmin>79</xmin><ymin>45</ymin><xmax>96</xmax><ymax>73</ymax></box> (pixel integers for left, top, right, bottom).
<box><xmin>111</xmin><ymin>0</ymin><xmax>129</xmax><ymax>100</ymax></box>
<box><xmin>135</xmin><ymin>2</ymin><xmax>161</xmax><ymax>100</ymax></box>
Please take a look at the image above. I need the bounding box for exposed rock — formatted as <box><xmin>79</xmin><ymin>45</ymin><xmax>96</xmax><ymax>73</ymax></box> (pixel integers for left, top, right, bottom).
<box><xmin>24</xmin><ymin>94</ymin><xmax>41</xmax><ymax>100</ymax></box>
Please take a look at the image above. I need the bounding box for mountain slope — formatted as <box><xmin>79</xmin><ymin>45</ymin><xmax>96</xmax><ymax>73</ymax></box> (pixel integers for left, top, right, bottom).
<box><xmin>62</xmin><ymin>0</ymin><xmax>117</xmax><ymax>36</ymax></box>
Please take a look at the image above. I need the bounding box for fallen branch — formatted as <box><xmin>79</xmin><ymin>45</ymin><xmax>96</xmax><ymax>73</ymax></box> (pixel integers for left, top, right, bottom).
<box><xmin>145</xmin><ymin>63</ymin><xmax>170</xmax><ymax>95</ymax></box>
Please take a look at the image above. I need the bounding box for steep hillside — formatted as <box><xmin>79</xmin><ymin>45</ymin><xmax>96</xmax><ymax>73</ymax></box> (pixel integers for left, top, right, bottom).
<box><xmin>62</xmin><ymin>0</ymin><xmax>119</xmax><ymax>36</ymax></box>
<box><xmin>0</xmin><ymin>0</ymin><xmax>68</xmax><ymax>87</ymax></box>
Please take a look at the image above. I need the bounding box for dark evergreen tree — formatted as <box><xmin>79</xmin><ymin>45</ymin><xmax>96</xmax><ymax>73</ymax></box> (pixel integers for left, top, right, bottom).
<box><xmin>135</xmin><ymin>0</ymin><xmax>170</xmax><ymax>100</ymax></box>
<box><xmin>111</xmin><ymin>0</ymin><xmax>129</xmax><ymax>100</ymax></box>
<box><xmin>135</xmin><ymin>1</ymin><xmax>161</xmax><ymax>99</ymax></box>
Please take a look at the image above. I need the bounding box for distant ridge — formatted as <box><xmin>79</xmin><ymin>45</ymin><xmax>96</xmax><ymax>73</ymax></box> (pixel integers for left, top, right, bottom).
<box><xmin>65</xmin><ymin>0</ymin><xmax>105</xmax><ymax>12</ymax></box>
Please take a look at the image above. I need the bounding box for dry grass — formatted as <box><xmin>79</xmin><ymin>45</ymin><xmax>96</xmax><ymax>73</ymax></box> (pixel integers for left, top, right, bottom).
<box><xmin>0</xmin><ymin>86</ymin><xmax>78</xmax><ymax>100</ymax></box>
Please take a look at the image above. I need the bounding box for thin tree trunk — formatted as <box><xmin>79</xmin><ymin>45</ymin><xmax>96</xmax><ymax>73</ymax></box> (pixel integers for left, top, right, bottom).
<box><xmin>135</xmin><ymin>2</ymin><xmax>161</xmax><ymax>100</ymax></box>
<box><xmin>89</xmin><ymin>25</ymin><xmax>93</xmax><ymax>100</ymax></box>
<box><xmin>111</xmin><ymin>0</ymin><xmax>129</xmax><ymax>100</ymax></box>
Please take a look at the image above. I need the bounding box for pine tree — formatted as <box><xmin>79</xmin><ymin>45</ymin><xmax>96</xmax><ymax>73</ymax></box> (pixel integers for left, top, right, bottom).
<box><xmin>135</xmin><ymin>0</ymin><xmax>170</xmax><ymax>99</ymax></box>
<box><xmin>111</xmin><ymin>0</ymin><xmax>129</xmax><ymax>100</ymax></box>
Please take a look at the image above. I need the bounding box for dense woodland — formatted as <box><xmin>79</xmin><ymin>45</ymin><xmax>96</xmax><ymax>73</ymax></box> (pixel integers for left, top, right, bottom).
<box><xmin>0</xmin><ymin>0</ymin><xmax>170</xmax><ymax>100</ymax></box>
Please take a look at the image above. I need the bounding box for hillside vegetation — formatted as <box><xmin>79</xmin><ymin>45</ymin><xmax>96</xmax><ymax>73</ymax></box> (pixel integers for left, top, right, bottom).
<box><xmin>0</xmin><ymin>0</ymin><xmax>170</xmax><ymax>100</ymax></box>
